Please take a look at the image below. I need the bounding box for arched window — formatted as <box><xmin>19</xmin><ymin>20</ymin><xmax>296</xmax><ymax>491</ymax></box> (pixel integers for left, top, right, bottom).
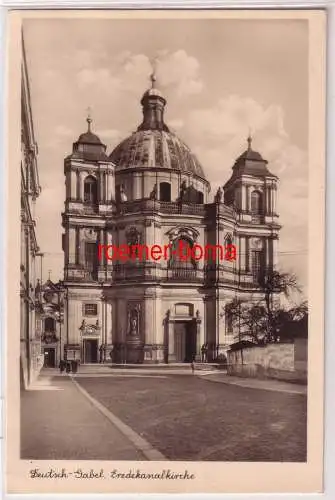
<box><xmin>197</xmin><ymin>191</ymin><xmax>204</xmax><ymax>204</ymax></box>
<box><xmin>252</xmin><ymin>249</ymin><xmax>265</xmax><ymax>284</ymax></box>
<box><xmin>224</xmin><ymin>234</ymin><xmax>236</xmax><ymax>262</ymax></box>
<box><xmin>225</xmin><ymin>304</ymin><xmax>234</xmax><ymax>335</ymax></box>
<box><xmin>169</xmin><ymin>237</ymin><xmax>195</xmax><ymax>269</ymax></box>
<box><xmin>251</xmin><ymin>191</ymin><xmax>262</xmax><ymax>215</ymax></box>
<box><xmin>160</xmin><ymin>182</ymin><xmax>171</xmax><ymax>202</ymax></box>
<box><xmin>225</xmin><ymin>234</ymin><xmax>233</xmax><ymax>248</ymax></box>
<box><xmin>45</xmin><ymin>317</ymin><xmax>55</xmax><ymax>332</ymax></box>
<box><xmin>84</xmin><ymin>175</ymin><xmax>98</xmax><ymax>205</ymax></box>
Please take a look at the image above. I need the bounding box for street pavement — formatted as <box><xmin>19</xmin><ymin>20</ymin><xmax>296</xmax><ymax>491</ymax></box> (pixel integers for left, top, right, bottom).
<box><xmin>21</xmin><ymin>368</ymin><xmax>307</xmax><ymax>462</ymax></box>
<box><xmin>21</xmin><ymin>372</ymin><xmax>147</xmax><ymax>460</ymax></box>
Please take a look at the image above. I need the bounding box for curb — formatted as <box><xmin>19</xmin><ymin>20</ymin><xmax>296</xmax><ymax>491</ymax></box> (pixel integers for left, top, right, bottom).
<box><xmin>71</xmin><ymin>377</ymin><xmax>167</xmax><ymax>461</ymax></box>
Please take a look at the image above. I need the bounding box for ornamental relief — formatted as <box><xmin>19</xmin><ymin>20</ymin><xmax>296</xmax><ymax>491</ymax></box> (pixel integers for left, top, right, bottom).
<box><xmin>83</xmin><ymin>228</ymin><xmax>97</xmax><ymax>240</ymax></box>
<box><xmin>126</xmin><ymin>226</ymin><xmax>141</xmax><ymax>246</ymax></box>
<box><xmin>166</xmin><ymin>226</ymin><xmax>199</xmax><ymax>242</ymax></box>
<box><xmin>79</xmin><ymin>319</ymin><xmax>101</xmax><ymax>336</ymax></box>
<box><xmin>250</xmin><ymin>237</ymin><xmax>263</xmax><ymax>250</ymax></box>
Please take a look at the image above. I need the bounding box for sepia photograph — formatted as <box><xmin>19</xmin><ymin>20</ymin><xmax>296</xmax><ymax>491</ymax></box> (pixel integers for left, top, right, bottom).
<box><xmin>6</xmin><ymin>9</ymin><xmax>325</xmax><ymax>495</ymax></box>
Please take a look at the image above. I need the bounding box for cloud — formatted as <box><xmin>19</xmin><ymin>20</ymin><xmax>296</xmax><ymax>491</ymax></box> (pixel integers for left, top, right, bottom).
<box><xmin>167</xmin><ymin>118</ymin><xmax>184</xmax><ymax>131</ymax></box>
<box><xmin>157</xmin><ymin>50</ymin><xmax>203</xmax><ymax>97</ymax></box>
<box><xmin>74</xmin><ymin>49</ymin><xmax>204</xmax><ymax>100</ymax></box>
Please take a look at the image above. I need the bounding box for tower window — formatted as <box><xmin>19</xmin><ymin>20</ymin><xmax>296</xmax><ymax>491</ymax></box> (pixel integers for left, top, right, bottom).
<box><xmin>252</xmin><ymin>249</ymin><xmax>265</xmax><ymax>284</ymax></box>
<box><xmin>84</xmin><ymin>176</ymin><xmax>98</xmax><ymax>205</ymax></box>
<box><xmin>251</xmin><ymin>191</ymin><xmax>263</xmax><ymax>215</ymax></box>
<box><xmin>159</xmin><ymin>182</ymin><xmax>171</xmax><ymax>202</ymax></box>
<box><xmin>225</xmin><ymin>303</ymin><xmax>234</xmax><ymax>335</ymax></box>
<box><xmin>85</xmin><ymin>242</ymin><xmax>99</xmax><ymax>280</ymax></box>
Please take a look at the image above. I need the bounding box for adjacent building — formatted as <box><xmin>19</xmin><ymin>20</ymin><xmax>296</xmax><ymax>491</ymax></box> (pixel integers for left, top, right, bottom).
<box><xmin>20</xmin><ymin>36</ymin><xmax>44</xmax><ymax>386</ymax></box>
<box><xmin>62</xmin><ymin>73</ymin><xmax>280</xmax><ymax>364</ymax></box>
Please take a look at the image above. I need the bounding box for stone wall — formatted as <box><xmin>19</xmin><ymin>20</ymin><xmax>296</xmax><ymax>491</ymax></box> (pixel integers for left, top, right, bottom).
<box><xmin>227</xmin><ymin>340</ymin><xmax>307</xmax><ymax>384</ymax></box>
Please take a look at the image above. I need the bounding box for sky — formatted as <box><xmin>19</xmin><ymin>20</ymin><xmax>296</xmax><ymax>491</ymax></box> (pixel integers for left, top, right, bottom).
<box><xmin>23</xmin><ymin>17</ymin><xmax>309</xmax><ymax>293</ymax></box>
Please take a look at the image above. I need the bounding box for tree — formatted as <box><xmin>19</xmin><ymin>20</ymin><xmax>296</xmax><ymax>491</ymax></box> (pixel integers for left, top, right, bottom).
<box><xmin>260</xmin><ymin>270</ymin><xmax>302</xmax><ymax>342</ymax></box>
<box><xmin>223</xmin><ymin>271</ymin><xmax>306</xmax><ymax>344</ymax></box>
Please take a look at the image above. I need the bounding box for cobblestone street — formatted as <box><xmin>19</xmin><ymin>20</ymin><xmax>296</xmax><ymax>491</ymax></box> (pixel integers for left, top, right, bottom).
<box><xmin>21</xmin><ymin>370</ymin><xmax>307</xmax><ymax>462</ymax></box>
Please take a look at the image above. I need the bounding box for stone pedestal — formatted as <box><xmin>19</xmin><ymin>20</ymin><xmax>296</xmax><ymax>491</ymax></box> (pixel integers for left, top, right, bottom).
<box><xmin>126</xmin><ymin>337</ymin><xmax>144</xmax><ymax>363</ymax></box>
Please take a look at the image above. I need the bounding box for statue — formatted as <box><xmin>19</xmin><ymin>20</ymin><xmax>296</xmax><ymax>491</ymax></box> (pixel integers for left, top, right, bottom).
<box><xmin>180</xmin><ymin>180</ymin><xmax>187</xmax><ymax>201</ymax></box>
<box><xmin>149</xmin><ymin>184</ymin><xmax>157</xmax><ymax>200</ymax></box>
<box><xmin>119</xmin><ymin>184</ymin><xmax>128</xmax><ymax>202</ymax></box>
<box><xmin>131</xmin><ymin>317</ymin><xmax>137</xmax><ymax>335</ymax></box>
<box><xmin>215</xmin><ymin>186</ymin><xmax>223</xmax><ymax>203</ymax></box>
<box><xmin>128</xmin><ymin>305</ymin><xmax>140</xmax><ymax>337</ymax></box>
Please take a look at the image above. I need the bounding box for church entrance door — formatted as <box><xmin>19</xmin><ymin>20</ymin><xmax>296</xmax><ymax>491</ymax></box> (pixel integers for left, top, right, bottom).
<box><xmin>43</xmin><ymin>347</ymin><xmax>56</xmax><ymax>368</ymax></box>
<box><xmin>174</xmin><ymin>320</ymin><xmax>197</xmax><ymax>363</ymax></box>
<box><xmin>83</xmin><ymin>339</ymin><xmax>98</xmax><ymax>363</ymax></box>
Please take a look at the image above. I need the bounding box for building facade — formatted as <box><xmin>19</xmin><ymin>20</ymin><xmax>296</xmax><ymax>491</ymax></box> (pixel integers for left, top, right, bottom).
<box><xmin>62</xmin><ymin>75</ymin><xmax>280</xmax><ymax>364</ymax></box>
<box><xmin>35</xmin><ymin>279</ymin><xmax>65</xmax><ymax>369</ymax></box>
<box><xmin>20</xmin><ymin>36</ymin><xmax>44</xmax><ymax>386</ymax></box>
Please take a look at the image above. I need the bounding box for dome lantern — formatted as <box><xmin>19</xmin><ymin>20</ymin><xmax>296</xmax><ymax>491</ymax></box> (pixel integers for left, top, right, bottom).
<box><xmin>137</xmin><ymin>67</ymin><xmax>169</xmax><ymax>133</ymax></box>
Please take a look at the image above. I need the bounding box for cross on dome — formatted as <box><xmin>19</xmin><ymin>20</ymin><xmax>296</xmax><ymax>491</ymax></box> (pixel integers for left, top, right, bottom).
<box><xmin>149</xmin><ymin>57</ymin><xmax>159</xmax><ymax>88</ymax></box>
<box><xmin>86</xmin><ymin>106</ymin><xmax>92</xmax><ymax>132</ymax></box>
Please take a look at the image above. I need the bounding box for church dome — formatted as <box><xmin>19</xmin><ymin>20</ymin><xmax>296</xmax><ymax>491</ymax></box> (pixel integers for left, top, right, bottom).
<box><xmin>110</xmin><ymin>129</ymin><xmax>206</xmax><ymax>179</ymax></box>
<box><xmin>109</xmin><ymin>72</ymin><xmax>207</xmax><ymax>181</ymax></box>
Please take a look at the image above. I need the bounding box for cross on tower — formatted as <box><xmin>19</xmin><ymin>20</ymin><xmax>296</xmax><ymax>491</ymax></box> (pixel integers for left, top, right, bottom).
<box><xmin>86</xmin><ymin>106</ymin><xmax>92</xmax><ymax>131</ymax></box>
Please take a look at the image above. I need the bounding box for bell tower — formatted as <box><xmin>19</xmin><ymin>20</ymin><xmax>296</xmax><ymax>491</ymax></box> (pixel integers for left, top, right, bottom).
<box><xmin>61</xmin><ymin>114</ymin><xmax>115</xmax><ymax>363</ymax></box>
<box><xmin>223</xmin><ymin>136</ymin><xmax>280</xmax><ymax>282</ymax></box>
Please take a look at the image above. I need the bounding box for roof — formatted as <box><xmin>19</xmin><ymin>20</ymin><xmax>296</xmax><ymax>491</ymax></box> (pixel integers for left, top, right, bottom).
<box><xmin>109</xmin><ymin>129</ymin><xmax>206</xmax><ymax>179</ymax></box>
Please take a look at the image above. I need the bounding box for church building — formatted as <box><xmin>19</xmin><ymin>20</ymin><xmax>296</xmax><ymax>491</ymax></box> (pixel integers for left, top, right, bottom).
<box><xmin>62</xmin><ymin>72</ymin><xmax>280</xmax><ymax>364</ymax></box>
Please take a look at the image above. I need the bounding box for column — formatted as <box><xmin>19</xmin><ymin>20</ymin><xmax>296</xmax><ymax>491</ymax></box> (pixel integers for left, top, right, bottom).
<box><xmin>241</xmin><ymin>185</ymin><xmax>246</xmax><ymax>211</ymax></box>
<box><xmin>144</xmin><ymin>297</ymin><xmax>154</xmax><ymax>345</ymax></box>
<box><xmin>245</xmin><ymin>236</ymin><xmax>250</xmax><ymax>271</ymax></box>
<box><xmin>99</xmin><ymin>229</ymin><xmax>105</xmax><ymax>266</ymax></box>
<box><xmin>239</xmin><ymin>236</ymin><xmax>246</xmax><ymax>272</ymax></box>
<box><xmin>70</xmin><ymin>170</ymin><xmax>76</xmax><ymax>200</ymax></box>
<box><xmin>167</xmin><ymin>319</ymin><xmax>175</xmax><ymax>360</ymax></box>
<box><xmin>272</xmin><ymin>237</ymin><xmax>278</xmax><ymax>268</ymax></box>
<box><xmin>106</xmin><ymin>170</ymin><xmax>115</xmax><ymax>202</ymax></box>
<box><xmin>196</xmin><ymin>317</ymin><xmax>201</xmax><ymax>360</ymax></box>
<box><xmin>245</xmin><ymin>185</ymin><xmax>249</xmax><ymax>212</ymax></box>
<box><xmin>69</xmin><ymin>227</ymin><xmax>76</xmax><ymax>264</ymax></box>
<box><xmin>99</xmin><ymin>173</ymin><xmax>104</xmax><ymax>203</ymax></box>
<box><xmin>80</xmin><ymin>171</ymin><xmax>86</xmax><ymax>200</ymax></box>
<box><xmin>76</xmin><ymin>170</ymin><xmax>80</xmax><ymax>200</ymax></box>
<box><xmin>75</xmin><ymin>228</ymin><xmax>79</xmax><ymax>265</ymax></box>
<box><xmin>103</xmin><ymin>172</ymin><xmax>107</xmax><ymax>203</ymax></box>
<box><xmin>133</xmin><ymin>173</ymin><xmax>142</xmax><ymax>199</ymax></box>
<box><xmin>106</xmin><ymin>302</ymin><xmax>113</xmax><ymax>344</ymax></box>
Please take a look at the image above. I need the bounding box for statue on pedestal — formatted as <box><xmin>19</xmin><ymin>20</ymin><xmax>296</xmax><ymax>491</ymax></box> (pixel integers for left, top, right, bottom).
<box><xmin>149</xmin><ymin>184</ymin><xmax>157</xmax><ymax>200</ymax></box>
<box><xmin>214</xmin><ymin>186</ymin><xmax>223</xmax><ymax>204</ymax></box>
